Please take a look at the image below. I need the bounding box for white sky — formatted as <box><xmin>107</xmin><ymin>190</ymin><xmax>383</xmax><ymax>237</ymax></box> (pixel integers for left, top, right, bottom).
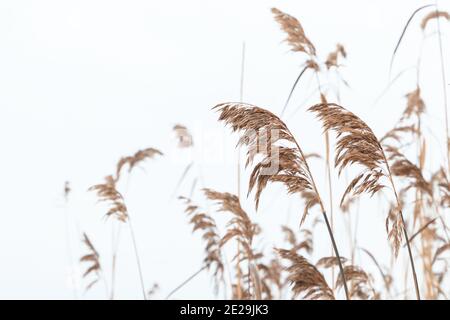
<box><xmin>0</xmin><ymin>0</ymin><xmax>449</xmax><ymax>299</ymax></box>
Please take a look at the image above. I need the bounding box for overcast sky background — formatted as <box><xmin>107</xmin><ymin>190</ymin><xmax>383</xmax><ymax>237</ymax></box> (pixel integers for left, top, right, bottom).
<box><xmin>0</xmin><ymin>0</ymin><xmax>449</xmax><ymax>299</ymax></box>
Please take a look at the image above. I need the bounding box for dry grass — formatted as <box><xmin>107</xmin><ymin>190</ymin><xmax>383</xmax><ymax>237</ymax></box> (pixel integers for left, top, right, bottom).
<box><xmin>215</xmin><ymin>102</ymin><xmax>350</xmax><ymax>299</ymax></box>
<box><xmin>271</xmin><ymin>8</ymin><xmax>315</xmax><ymax>56</ymax></box>
<box><xmin>204</xmin><ymin>188</ymin><xmax>263</xmax><ymax>299</ymax></box>
<box><xmin>309</xmin><ymin>102</ymin><xmax>421</xmax><ymax>298</ymax></box>
<box><xmin>70</xmin><ymin>5</ymin><xmax>450</xmax><ymax>301</ymax></box>
<box><xmin>89</xmin><ymin>175</ymin><xmax>128</xmax><ymax>222</ymax></box>
<box><xmin>115</xmin><ymin>147</ymin><xmax>162</xmax><ymax>182</ymax></box>
<box><xmin>277</xmin><ymin>248</ymin><xmax>335</xmax><ymax>300</ymax></box>
<box><xmin>325</xmin><ymin>44</ymin><xmax>347</xmax><ymax>70</ymax></box>
<box><xmin>80</xmin><ymin>233</ymin><xmax>103</xmax><ymax>292</ymax></box>
<box><xmin>179</xmin><ymin>195</ymin><xmax>224</xmax><ymax>283</ymax></box>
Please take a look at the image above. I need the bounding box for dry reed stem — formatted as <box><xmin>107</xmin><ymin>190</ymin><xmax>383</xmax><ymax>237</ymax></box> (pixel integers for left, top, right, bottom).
<box><xmin>408</xmin><ymin>218</ymin><xmax>437</xmax><ymax>245</ymax></box>
<box><xmin>389</xmin><ymin>4</ymin><xmax>436</xmax><ymax>77</ymax></box>
<box><xmin>236</xmin><ymin>42</ymin><xmax>246</xmax><ymax>297</ymax></box>
<box><xmin>165</xmin><ymin>265</ymin><xmax>208</xmax><ymax>300</ymax></box>
<box><xmin>432</xmin><ymin>6</ymin><xmax>450</xmax><ymax>177</ymax></box>
<box><xmin>432</xmin><ymin>242</ymin><xmax>450</xmax><ymax>265</ymax></box>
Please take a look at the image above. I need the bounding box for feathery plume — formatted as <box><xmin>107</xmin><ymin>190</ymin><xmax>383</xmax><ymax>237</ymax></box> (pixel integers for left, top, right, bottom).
<box><xmin>282</xmin><ymin>226</ymin><xmax>313</xmax><ymax>255</ymax></box>
<box><xmin>277</xmin><ymin>249</ymin><xmax>334</xmax><ymax>300</ymax></box>
<box><xmin>309</xmin><ymin>103</ymin><xmax>387</xmax><ymax>206</ymax></box>
<box><xmin>80</xmin><ymin>233</ymin><xmax>102</xmax><ymax>292</ymax></box>
<box><xmin>203</xmin><ymin>188</ymin><xmax>262</xmax><ymax>272</ymax></box>
<box><xmin>203</xmin><ymin>188</ymin><xmax>263</xmax><ymax>299</ymax></box>
<box><xmin>385</xmin><ymin>146</ymin><xmax>432</xmax><ymax>197</ymax></box>
<box><xmin>271</xmin><ymin>8</ymin><xmax>316</xmax><ymax>56</ymax></box>
<box><xmin>214</xmin><ymin>103</ymin><xmax>320</xmax><ymax>222</ymax></box>
<box><xmin>89</xmin><ymin>175</ymin><xmax>128</xmax><ymax>222</ymax></box>
<box><xmin>115</xmin><ymin>147</ymin><xmax>162</xmax><ymax>182</ymax></box>
<box><xmin>336</xmin><ymin>265</ymin><xmax>374</xmax><ymax>300</ymax></box>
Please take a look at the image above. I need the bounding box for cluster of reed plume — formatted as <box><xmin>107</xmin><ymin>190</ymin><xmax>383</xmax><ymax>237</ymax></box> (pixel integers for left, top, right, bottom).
<box><xmin>68</xmin><ymin>5</ymin><xmax>450</xmax><ymax>300</ymax></box>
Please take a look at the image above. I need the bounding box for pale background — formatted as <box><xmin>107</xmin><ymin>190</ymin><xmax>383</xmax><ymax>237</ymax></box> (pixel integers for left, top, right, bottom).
<box><xmin>0</xmin><ymin>0</ymin><xmax>448</xmax><ymax>299</ymax></box>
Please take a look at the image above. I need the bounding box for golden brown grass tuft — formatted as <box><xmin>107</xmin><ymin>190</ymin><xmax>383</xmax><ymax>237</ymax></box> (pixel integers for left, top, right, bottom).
<box><xmin>271</xmin><ymin>8</ymin><xmax>316</xmax><ymax>56</ymax></box>
<box><xmin>277</xmin><ymin>248</ymin><xmax>334</xmax><ymax>300</ymax></box>
<box><xmin>89</xmin><ymin>175</ymin><xmax>128</xmax><ymax>222</ymax></box>
<box><xmin>71</xmin><ymin>3</ymin><xmax>450</xmax><ymax>301</ymax></box>
<box><xmin>309</xmin><ymin>103</ymin><xmax>387</xmax><ymax>206</ymax></box>
<box><xmin>203</xmin><ymin>189</ymin><xmax>258</xmax><ymax>248</ymax></box>
<box><xmin>214</xmin><ymin>103</ymin><xmax>320</xmax><ymax>221</ymax></box>
<box><xmin>385</xmin><ymin>147</ymin><xmax>432</xmax><ymax>197</ymax></box>
<box><xmin>115</xmin><ymin>147</ymin><xmax>162</xmax><ymax>182</ymax></box>
<box><xmin>336</xmin><ymin>265</ymin><xmax>374</xmax><ymax>300</ymax></box>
